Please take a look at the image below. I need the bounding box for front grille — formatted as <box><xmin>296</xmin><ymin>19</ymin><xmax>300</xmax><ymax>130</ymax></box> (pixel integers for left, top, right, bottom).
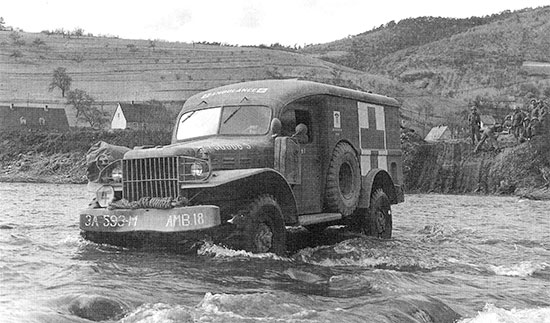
<box><xmin>122</xmin><ymin>157</ymin><xmax>179</xmax><ymax>202</ymax></box>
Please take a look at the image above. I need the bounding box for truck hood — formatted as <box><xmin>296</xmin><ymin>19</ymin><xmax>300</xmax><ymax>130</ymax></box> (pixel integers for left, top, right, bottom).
<box><xmin>123</xmin><ymin>137</ymin><xmax>272</xmax><ymax>170</ymax></box>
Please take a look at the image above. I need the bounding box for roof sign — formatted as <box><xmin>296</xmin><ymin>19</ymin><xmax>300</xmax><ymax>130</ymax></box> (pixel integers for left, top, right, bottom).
<box><xmin>201</xmin><ymin>87</ymin><xmax>268</xmax><ymax>99</ymax></box>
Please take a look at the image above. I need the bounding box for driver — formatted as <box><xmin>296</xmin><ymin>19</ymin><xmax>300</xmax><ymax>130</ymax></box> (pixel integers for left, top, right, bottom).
<box><xmin>291</xmin><ymin>123</ymin><xmax>309</xmax><ymax>144</ymax></box>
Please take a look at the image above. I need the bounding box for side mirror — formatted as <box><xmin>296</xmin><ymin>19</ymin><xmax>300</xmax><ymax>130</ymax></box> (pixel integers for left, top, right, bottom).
<box><xmin>270</xmin><ymin>118</ymin><xmax>282</xmax><ymax>137</ymax></box>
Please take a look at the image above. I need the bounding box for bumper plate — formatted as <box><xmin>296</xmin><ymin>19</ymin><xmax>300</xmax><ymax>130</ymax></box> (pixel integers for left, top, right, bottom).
<box><xmin>80</xmin><ymin>205</ymin><xmax>220</xmax><ymax>233</ymax></box>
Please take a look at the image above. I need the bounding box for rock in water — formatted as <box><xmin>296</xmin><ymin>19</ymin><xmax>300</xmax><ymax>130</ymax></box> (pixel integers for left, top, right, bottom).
<box><xmin>68</xmin><ymin>295</ymin><xmax>127</xmax><ymax>321</ymax></box>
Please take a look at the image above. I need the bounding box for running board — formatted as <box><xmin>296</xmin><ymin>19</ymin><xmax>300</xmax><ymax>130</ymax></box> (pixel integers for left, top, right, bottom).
<box><xmin>298</xmin><ymin>213</ymin><xmax>342</xmax><ymax>226</ymax></box>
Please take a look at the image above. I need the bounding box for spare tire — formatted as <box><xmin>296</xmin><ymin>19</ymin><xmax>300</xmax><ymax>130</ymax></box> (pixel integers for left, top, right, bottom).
<box><xmin>325</xmin><ymin>142</ymin><xmax>361</xmax><ymax>216</ymax></box>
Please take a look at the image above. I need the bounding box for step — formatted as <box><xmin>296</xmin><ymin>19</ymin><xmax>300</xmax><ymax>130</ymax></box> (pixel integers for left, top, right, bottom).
<box><xmin>298</xmin><ymin>213</ymin><xmax>342</xmax><ymax>226</ymax></box>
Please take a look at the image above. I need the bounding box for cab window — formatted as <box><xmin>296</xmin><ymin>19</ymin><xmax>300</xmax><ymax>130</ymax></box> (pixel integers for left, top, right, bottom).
<box><xmin>280</xmin><ymin>108</ymin><xmax>312</xmax><ymax>143</ymax></box>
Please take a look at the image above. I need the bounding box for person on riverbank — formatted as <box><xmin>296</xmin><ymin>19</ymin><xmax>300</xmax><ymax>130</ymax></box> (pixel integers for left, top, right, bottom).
<box><xmin>520</xmin><ymin>117</ymin><xmax>532</xmax><ymax>142</ymax></box>
<box><xmin>530</xmin><ymin>117</ymin><xmax>542</xmax><ymax>138</ymax></box>
<box><xmin>527</xmin><ymin>98</ymin><xmax>537</xmax><ymax>116</ymax></box>
<box><xmin>511</xmin><ymin>106</ymin><xmax>526</xmax><ymax>141</ymax></box>
<box><xmin>468</xmin><ymin>106</ymin><xmax>481</xmax><ymax>145</ymax></box>
<box><xmin>531</xmin><ymin>99</ymin><xmax>542</xmax><ymax>121</ymax></box>
<box><xmin>538</xmin><ymin>100</ymin><xmax>548</xmax><ymax>134</ymax></box>
<box><xmin>474</xmin><ymin>123</ymin><xmax>502</xmax><ymax>153</ymax></box>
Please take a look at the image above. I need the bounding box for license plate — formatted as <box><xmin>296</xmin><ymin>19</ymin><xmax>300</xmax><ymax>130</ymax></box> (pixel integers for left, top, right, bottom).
<box><xmin>80</xmin><ymin>206</ymin><xmax>220</xmax><ymax>232</ymax></box>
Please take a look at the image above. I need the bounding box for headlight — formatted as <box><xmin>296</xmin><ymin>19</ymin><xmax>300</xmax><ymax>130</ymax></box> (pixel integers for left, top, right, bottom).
<box><xmin>98</xmin><ymin>160</ymin><xmax>123</xmax><ymax>184</ymax></box>
<box><xmin>111</xmin><ymin>165</ymin><xmax>123</xmax><ymax>183</ymax></box>
<box><xmin>190</xmin><ymin>163</ymin><xmax>203</xmax><ymax>176</ymax></box>
<box><xmin>96</xmin><ymin>185</ymin><xmax>115</xmax><ymax>208</ymax></box>
<box><xmin>180</xmin><ymin>156</ymin><xmax>211</xmax><ymax>182</ymax></box>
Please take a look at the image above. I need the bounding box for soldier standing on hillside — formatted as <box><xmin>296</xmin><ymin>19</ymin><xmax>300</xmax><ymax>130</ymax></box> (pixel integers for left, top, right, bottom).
<box><xmin>531</xmin><ymin>99</ymin><xmax>541</xmax><ymax>120</ymax></box>
<box><xmin>538</xmin><ymin>100</ymin><xmax>548</xmax><ymax>134</ymax></box>
<box><xmin>468</xmin><ymin>106</ymin><xmax>481</xmax><ymax>145</ymax></box>
<box><xmin>511</xmin><ymin>106</ymin><xmax>525</xmax><ymax>141</ymax></box>
<box><xmin>474</xmin><ymin>123</ymin><xmax>502</xmax><ymax>153</ymax></box>
<box><xmin>520</xmin><ymin>117</ymin><xmax>532</xmax><ymax>142</ymax></box>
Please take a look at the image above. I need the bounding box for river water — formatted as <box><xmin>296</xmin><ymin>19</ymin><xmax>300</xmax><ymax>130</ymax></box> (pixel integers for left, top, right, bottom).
<box><xmin>1</xmin><ymin>182</ymin><xmax>549</xmax><ymax>323</ymax></box>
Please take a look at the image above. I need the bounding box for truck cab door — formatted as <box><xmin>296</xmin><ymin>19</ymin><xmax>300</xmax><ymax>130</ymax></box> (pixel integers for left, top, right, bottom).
<box><xmin>278</xmin><ymin>106</ymin><xmax>322</xmax><ymax>214</ymax></box>
<box><xmin>274</xmin><ymin>137</ymin><xmax>301</xmax><ymax>184</ymax></box>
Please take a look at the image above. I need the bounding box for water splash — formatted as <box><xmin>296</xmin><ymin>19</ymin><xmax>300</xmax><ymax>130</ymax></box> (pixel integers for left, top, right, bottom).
<box><xmin>197</xmin><ymin>241</ymin><xmax>290</xmax><ymax>261</ymax></box>
<box><xmin>197</xmin><ymin>292</ymin><xmax>321</xmax><ymax>322</ymax></box>
<box><xmin>120</xmin><ymin>293</ymin><xmax>320</xmax><ymax>323</ymax></box>
<box><xmin>488</xmin><ymin>261</ymin><xmax>549</xmax><ymax>277</ymax></box>
<box><xmin>120</xmin><ymin>303</ymin><xmax>193</xmax><ymax>323</ymax></box>
<box><xmin>295</xmin><ymin>238</ymin><xmax>445</xmax><ymax>272</ymax></box>
<box><xmin>459</xmin><ymin>304</ymin><xmax>550</xmax><ymax>323</ymax></box>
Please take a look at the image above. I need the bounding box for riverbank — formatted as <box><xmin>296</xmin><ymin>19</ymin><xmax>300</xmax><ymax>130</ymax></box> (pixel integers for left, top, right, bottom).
<box><xmin>1</xmin><ymin>129</ymin><xmax>550</xmax><ymax>199</ymax></box>
<box><xmin>0</xmin><ymin>129</ymin><xmax>171</xmax><ymax>184</ymax></box>
<box><xmin>402</xmin><ymin>128</ymin><xmax>550</xmax><ymax>199</ymax></box>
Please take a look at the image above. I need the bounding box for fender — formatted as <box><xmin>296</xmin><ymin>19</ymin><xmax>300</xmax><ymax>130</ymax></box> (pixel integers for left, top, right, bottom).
<box><xmin>358</xmin><ymin>168</ymin><xmax>397</xmax><ymax>208</ymax></box>
<box><xmin>183</xmin><ymin>168</ymin><xmax>298</xmax><ymax>224</ymax></box>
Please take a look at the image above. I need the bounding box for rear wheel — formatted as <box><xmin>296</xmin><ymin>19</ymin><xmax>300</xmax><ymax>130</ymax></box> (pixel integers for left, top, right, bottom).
<box><xmin>367</xmin><ymin>189</ymin><xmax>392</xmax><ymax>238</ymax></box>
<box><xmin>352</xmin><ymin>189</ymin><xmax>392</xmax><ymax>238</ymax></box>
<box><xmin>240</xmin><ymin>195</ymin><xmax>287</xmax><ymax>255</ymax></box>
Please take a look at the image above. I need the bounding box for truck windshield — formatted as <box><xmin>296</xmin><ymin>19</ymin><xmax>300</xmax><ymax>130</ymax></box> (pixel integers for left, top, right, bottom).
<box><xmin>176</xmin><ymin>106</ymin><xmax>271</xmax><ymax>140</ymax></box>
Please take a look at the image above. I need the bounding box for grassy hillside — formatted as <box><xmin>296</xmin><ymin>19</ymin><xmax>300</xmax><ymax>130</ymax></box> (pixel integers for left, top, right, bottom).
<box><xmin>0</xmin><ymin>29</ymin><xmax>464</xmax><ymax>134</ymax></box>
<box><xmin>302</xmin><ymin>6</ymin><xmax>550</xmax><ymax>113</ymax></box>
<box><xmin>301</xmin><ymin>11</ymin><xmax>519</xmax><ymax>70</ymax></box>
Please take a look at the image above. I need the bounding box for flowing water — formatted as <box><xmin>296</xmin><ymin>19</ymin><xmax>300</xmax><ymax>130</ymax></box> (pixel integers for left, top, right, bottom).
<box><xmin>1</xmin><ymin>182</ymin><xmax>549</xmax><ymax>323</ymax></box>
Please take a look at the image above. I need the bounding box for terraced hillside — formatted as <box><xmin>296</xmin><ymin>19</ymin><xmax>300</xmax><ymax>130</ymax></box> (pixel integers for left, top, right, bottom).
<box><xmin>0</xmin><ymin>30</ymin><xmax>461</xmax><ymax>132</ymax></box>
<box><xmin>301</xmin><ymin>6</ymin><xmax>550</xmax><ymax>104</ymax></box>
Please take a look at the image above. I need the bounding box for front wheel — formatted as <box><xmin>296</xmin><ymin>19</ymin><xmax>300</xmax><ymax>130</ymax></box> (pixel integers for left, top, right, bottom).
<box><xmin>237</xmin><ymin>195</ymin><xmax>287</xmax><ymax>255</ymax></box>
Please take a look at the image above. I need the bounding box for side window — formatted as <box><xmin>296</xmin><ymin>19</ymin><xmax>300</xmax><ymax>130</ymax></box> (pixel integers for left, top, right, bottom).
<box><xmin>279</xmin><ymin>108</ymin><xmax>312</xmax><ymax>143</ymax></box>
<box><xmin>280</xmin><ymin>109</ymin><xmax>296</xmax><ymax>137</ymax></box>
<box><xmin>295</xmin><ymin>110</ymin><xmax>312</xmax><ymax>142</ymax></box>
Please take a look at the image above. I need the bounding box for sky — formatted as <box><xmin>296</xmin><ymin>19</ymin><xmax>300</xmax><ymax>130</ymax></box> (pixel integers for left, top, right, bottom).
<box><xmin>2</xmin><ymin>0</ymin><xmax>550</xmax><ymax>46</ymax></box>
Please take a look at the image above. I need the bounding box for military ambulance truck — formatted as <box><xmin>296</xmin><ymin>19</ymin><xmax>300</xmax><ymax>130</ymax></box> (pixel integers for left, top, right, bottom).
<box><xmin>80</xmin><ymin>79</ymin><xmax>404</xmax><ymax>255</ymax></box>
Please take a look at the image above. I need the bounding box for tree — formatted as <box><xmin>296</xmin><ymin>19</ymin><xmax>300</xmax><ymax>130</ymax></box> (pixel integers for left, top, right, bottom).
<box><xmin>9</xmin><ymin>32</ymin><xmax>24</xmax><ymax>46</ymax></box>
<box><xmin>49</xmin><ymin>67</ymin><xmax>72</xmax><ymax>97</ymax></box>
<box><xmin>0</xmin><ymin>17</ymin><xmax>6</xmax><ymax>31</ymax></box>
<box><xmin>72</xmin><ymin>27</ymin><xmax>84</xmax><ymax>37</ymax></box>
<box><xmin>66</xmin><ymin>89</ymin><xmax>107</xmax><ymax>128</ymax></box>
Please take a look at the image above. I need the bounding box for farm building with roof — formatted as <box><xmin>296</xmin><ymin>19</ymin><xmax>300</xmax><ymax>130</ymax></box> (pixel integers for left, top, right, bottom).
<box><xmin>111</xmin><ymin>102</ymin><xmax>172</xmax><ymax>131</ymax></box>
<box><xmin>0</xmin><ymin>104</ymin><xmax>69</xmax><ymax>131</ymax></box>
<box><xmin>424</xmin><ymin>125</ymin><xmax>451</xmax><ymax>142</ymax></box>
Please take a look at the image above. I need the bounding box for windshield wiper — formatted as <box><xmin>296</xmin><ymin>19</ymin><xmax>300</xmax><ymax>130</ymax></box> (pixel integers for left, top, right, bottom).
<box><xmin>222</xmin><ymin>107</ymin><xmax>242</xmax><ymax>124</ymax></box>
<box><xmin>180</xmin><ymin>111</ymin><xmax>196</xmax><ymax>125</ymax></box>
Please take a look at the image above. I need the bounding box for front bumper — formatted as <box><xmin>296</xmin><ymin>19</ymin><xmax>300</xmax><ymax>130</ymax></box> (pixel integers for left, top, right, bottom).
<box><xmin>79</xmin><ymin>205</ymin><xmax>221</xmax><ymax>233</ymax></box>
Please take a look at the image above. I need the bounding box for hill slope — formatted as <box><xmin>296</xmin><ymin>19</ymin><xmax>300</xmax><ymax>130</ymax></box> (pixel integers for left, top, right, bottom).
<box><xmin>0</xmin><ymin>30</ymin><xmax>461</xmax><ymax>132</ymax></box>
<box><xmin>302</xmin><ymin>6</ymin><xmax>550</xmax><ymax>108</ymax></box>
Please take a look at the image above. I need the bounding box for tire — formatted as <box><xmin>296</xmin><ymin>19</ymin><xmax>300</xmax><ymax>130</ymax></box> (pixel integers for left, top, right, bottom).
<box><xmin>325</xmin><ymin>142</ymin><xmax>361</xmax><ymax>216</ymax></box>
<box><xmin>364</xmin><ymin>189</ymin><xmax>392</xmax><ymax>238</ymax></box>
<box><xmin>240</xmin><ymin>195</ymin><xmax>287</xmax><ymax>255</ymax></box>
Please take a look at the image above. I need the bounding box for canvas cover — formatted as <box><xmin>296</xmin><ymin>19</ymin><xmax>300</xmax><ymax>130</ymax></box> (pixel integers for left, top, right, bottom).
<box><xmin>86</xmin><ymin>141</ymin><xmax>130</xmax><ymax>184</ymax></box>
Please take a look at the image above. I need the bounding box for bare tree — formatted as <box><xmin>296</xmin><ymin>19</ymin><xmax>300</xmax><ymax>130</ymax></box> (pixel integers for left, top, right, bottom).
<box><xmin>49</xmin><ymin>67</ymin><xmax>72</xmax><ymax>97</ymax></box>
<box><xmin>66</xmin><ymin>89</ymin><xmax>107</xmax><ymax>128</ymax></box>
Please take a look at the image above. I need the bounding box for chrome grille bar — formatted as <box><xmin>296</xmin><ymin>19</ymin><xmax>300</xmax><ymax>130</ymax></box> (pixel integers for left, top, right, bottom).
<box><xmin>122</xmin><ymin>157</ymin><xmax>179</xmax><ymax>202</ymax></box>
